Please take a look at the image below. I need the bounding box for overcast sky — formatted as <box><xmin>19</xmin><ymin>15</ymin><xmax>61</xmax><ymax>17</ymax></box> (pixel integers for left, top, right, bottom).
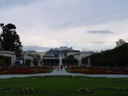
<box><xmin>0</xmin><ymin>0</ymin><xmax>128</xmax><ymax>51</ymax></box>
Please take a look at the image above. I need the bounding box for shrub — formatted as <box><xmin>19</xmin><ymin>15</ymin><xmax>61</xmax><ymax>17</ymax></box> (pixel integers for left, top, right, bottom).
<box><xmin>0</xmin><ymin>56</ymin><xmax>11</xmax><ymax>66</ymax></box>
<box><xmin>42</xmin><ymin>59</ymin><xmax>59</xmax><ymax>66</ymax></box>
<box><xmin>33</xmin><ymin>59</ymin><xmax>38</xmax><ymax>67</ymax></box>
<box><xmin>26</xmin><ymin>59</ymin><xmax>31</xmax><ymax>66</ymax></box>
<box><xmin>62</xmin><ymin>58</ymin><xmax>78</xmax><ymax>66</ymax></box>
<box><xmin>0</xmin><ymin>59</ymin><xmax>6</xmax><ymax>66</ymax></box>
<box><xmin>82</xmin><ymin>43</ymin><xmax>128</xmax><ymax>68</ymax></box>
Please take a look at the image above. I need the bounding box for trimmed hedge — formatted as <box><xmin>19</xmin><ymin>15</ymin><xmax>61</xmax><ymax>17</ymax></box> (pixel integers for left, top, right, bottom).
<box><xmin>42</xmin><ymin>59</ymin><xmax>59</xmax><ymax>66</ymax></box>
<box><xmin>25</xmin><ymin>59</ymin><xmax>31</xmax><ymax>66</ymax></box>
<box><xmin>33</xmin><ymin>59</ymin><xmax>39</xmax><ymax>67</ymax></box>
<box><xmin>82</xmin><ymin>43</ymin><xmax>128</xmax><ymax>68</ymax></box>
<box><xmin>0</xmin><ymin>59</ymin><xmax>6</xmax><ymax>66</ymax></box>
<box><xmin>42</xmin><ymin>58</ymin><xmax>78</xmax><ymax>66</ymax></box>
<box><xmin>0</xmin><ymin>56</ymin><xmax>11</xmax><ymax>66</ymax></box>
<box><xmin>62</xmin><ymin>58</ymin><xmax>78</xmax><ymax>66</ymax></box>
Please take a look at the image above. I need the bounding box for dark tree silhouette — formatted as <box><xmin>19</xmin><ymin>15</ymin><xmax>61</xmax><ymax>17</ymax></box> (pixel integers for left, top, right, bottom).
<box><xmin>116</xmin><ymin>39</ymin><xmax>126</xmax><ymax>47</ymax></box>
<box><xmin>0</xmin><ymin>23</ymin><xmax>22</xmax><ymax>54</ymax></box>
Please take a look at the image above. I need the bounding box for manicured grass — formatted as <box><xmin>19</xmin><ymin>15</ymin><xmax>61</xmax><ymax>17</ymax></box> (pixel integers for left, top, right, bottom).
<box><xmin>0</xmin><ymin>76</ymin><xmax>128</xmax><ymax>96</ymax></box>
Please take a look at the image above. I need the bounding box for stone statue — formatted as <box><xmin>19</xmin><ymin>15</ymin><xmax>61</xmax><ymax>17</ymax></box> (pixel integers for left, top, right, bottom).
<box><xmin>87</xmin><ymin>58</ymin><xmax>91</xmax><ymax>67</ymax></box>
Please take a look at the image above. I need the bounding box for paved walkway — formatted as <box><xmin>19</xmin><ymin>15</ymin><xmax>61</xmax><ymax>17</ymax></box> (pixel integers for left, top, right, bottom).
<box><xmin>0</xmin><ymin>68</ymin><xmax>128</xmax><ymax>78</ymax></box>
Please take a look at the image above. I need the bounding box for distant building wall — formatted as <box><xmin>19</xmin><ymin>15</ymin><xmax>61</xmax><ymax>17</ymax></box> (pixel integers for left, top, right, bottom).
<box><xmin>68</xmin><ymin>51</ymin><xmax>95</xmax><ymax>66</ymax></box>
<box><xmin>45</xmin><ymin>46</ymin><xmax>79</xmax><ymax>58</ymax></box>
<box><xmin>37</xmin><ymin>52</ymin><xmax>45</xmax><ymax>59</ymax></box>
<box><xmin>0</xmin><ymin>51</ymin><xmax>16</xmax><ymax>66</ymax></box>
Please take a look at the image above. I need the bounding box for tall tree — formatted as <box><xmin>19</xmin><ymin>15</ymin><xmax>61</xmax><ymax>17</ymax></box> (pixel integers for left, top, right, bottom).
<box><xmin>116</xmin><ymin>39</ymin><xmax>126</xmax><ymax>47</ymax></box>
<box><xmin>0</xmin><ymin>23</ymin><xmax>22</xmax><ymax>54</ymax></box>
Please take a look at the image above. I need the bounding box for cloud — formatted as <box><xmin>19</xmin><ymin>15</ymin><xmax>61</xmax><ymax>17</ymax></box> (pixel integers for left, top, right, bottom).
<box><xmin>23</xmin><ymin>45</ymin><xmax>50</xmax><ymax>52</ymax></box>
<box><xmin>0</xmin><ymin>0</ymin><xmax>35</xmax><ymax>8</ymax></box>
<box><xmin>61</xmin><ymin>41</ymin><xmax>73</xmax><ymax>46</ymax></box>
<box><xmin>36</xmin><ymin>0</ymin><xmax>128</xmax><ymax>29</ymax></box>
<box><xmin>87</xmin><ymin>30</ymin><xmax>113</xmax><ymax>34</ymax></box>
<box><xmin>1</xmin><ymin>0</ymin><xmax>127</xmax><ymax>30</ymax></box>
<box><xmin>92</xmin><ymin>41</ymin><xmax>106</xmax><ymax>44</ymax></box>
<box><xmin>0</xmin><ymin>0</ymin><xmax>128</xmax><ymax>51</ymax></box>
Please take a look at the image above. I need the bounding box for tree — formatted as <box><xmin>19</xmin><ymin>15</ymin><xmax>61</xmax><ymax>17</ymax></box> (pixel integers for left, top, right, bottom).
<box><xmin>0</xmin><ymin>23</ymin><xmax>22</xmax><ymax>54</ymax></box>
<box><xmin>116</xmin><ymin>39</ymin><xmax>126</xmax><ymax>47</ymax></box>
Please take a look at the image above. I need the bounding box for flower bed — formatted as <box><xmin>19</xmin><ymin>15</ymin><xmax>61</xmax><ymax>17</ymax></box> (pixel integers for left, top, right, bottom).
<box><xmin>69</xmin><ymin>67</ymin><xmax>128</xmax><ymax>74</ymax></box>
<box><xmin>76</xmin><ymin>88</ymin><xmax>92</xmax><ymax>94</ymax></box>
<box><xmin>81</xmin><ymin>77</ymin><xmax>128</xmax><ymax>83</ymax></box>
<box><xmin>76</xmin><ymin>87</ymin><xmax>128</xmax><ymax>94</ymax></box>
<box><xmin>0</xmin><ymin>87</ymin><xmax>38</xmax><ymax>94</ymax></box>
<box><xmin>0</xmin><ymin>67</ymin><xmax>53</xmax><ymax>74</ymax></box>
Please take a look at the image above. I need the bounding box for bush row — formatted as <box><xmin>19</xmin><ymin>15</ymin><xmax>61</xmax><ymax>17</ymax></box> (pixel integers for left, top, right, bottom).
<box><xmin>25</xmin><ymin>59</ymin><xmax>39</xmax><ymax>67</ymax></box>
<box><xmin>42</xmin><ymin>58</ymin><xmax>78</xmax><ymax>66</ymax></box>
<box><xmin>82</xmin><ymin>43</ymin><xmax>128</xmax><ymax>68</ymax></box>
<box><xmin>0</xmin><ymin>56</ymin><xmax>11</xmax><ymax>66</ymax></box>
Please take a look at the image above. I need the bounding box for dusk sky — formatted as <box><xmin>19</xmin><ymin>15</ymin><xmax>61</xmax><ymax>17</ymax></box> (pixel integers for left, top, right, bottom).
<box><xmin>0</xmin><ymin>0</ymin><xmax>128</xmax><ymax>51</ymax></box>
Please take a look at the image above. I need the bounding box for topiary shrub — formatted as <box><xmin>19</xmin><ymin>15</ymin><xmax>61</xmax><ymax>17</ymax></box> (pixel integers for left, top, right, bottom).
<box><xmin>26</xmin><ymin>59</ymin><xmax>31</xmax><ymax>66</ymax></box>
<box><xmin>33</xmin><ymin>59</ymin><xmax>38</xmax><ymax>67</ymax></box>
<box><xmin>0</xmin><ymin>59</ymin><xmax>6</xmax><ymax>66</ymax></box>
<box><xmin>21</xmin><ymin>88</ymin><xmax>38</xmax><ymax>94</ymax></box>
<box><xmin>76</xmin><ymin>88</ymin><xmax>93</xmax><ymax>94</ymax></box>
<box><xmin>0</xmin><ymin>56</ymin><xmax>11</xmax><ymax>66</ymax></box>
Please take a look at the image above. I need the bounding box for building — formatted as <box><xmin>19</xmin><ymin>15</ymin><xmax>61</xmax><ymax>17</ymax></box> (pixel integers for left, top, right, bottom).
<box><xmin>23</xmin><ymin>53</ymin><xmax>33</xmax><ymax>66</ymax></box>
<box><xmin>37</xmin><ymin>52</ymin><xmax>45</xmax><ymax>60</ymax></box>
<box><xmin>0</xmin><ymin>42</ymin><xmax>16</xmax><ymax>66</ymax></box>
<box><xmin>68</xmin><ymin>51</ymin><xmax>95</xmax><ymax>66</ymax></box>
<box><xmin>42</xmin><ymin>46</ymin><xmax>80</xmax><ymax>66</ymax></box>
<box><xmin>45</xmin><ymin>46</ymin><xmax>79</xmax><ymax>59</ymax></box>
<box><xmin>23</xmin><ymin>51</ymin><xmax>42</xmax><ymax>67</ymax></box>
<box><xmin>43</xmin><ymin>55</ymin><xmax>57</xmax><ymax>59</ymax></box>
<box><xmin>0</xmin><ymin>51</ymin><xmax>16</xmax><ymax>66</ymax></box>
<box><xmin>23</xmin><ymin>51</ymin><xmax>41</xmax><ymax>60</ymax></box>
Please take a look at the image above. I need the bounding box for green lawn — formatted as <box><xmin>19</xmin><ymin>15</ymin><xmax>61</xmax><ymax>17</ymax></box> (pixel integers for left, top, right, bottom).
<box><xmin>0</xmin><ymin>76</ymin><xmax>128</xmax><ymax>96</ymax></box>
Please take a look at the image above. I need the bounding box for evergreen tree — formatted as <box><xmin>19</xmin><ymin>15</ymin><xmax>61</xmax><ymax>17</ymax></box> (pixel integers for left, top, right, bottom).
<box><xmin>0</xmin><ymin>23</ymin><xmax>22</xmax><ymax>54</ymax></box>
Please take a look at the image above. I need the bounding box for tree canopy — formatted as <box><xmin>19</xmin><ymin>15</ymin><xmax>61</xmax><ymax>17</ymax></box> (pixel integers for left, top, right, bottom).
<box><xmin>116</xmin><ymin>39</ymin><xmax>126</xmax><ymax>47</ymax></box>
<box><xmin>82</xmin><ymin>43</ymin><xmax>128</xmax><ymax>68</ymax></box>
<box><xmin>0</xmin><ymin>23</ymin><xmax>22</xmax><ymax>52</ymax></box>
